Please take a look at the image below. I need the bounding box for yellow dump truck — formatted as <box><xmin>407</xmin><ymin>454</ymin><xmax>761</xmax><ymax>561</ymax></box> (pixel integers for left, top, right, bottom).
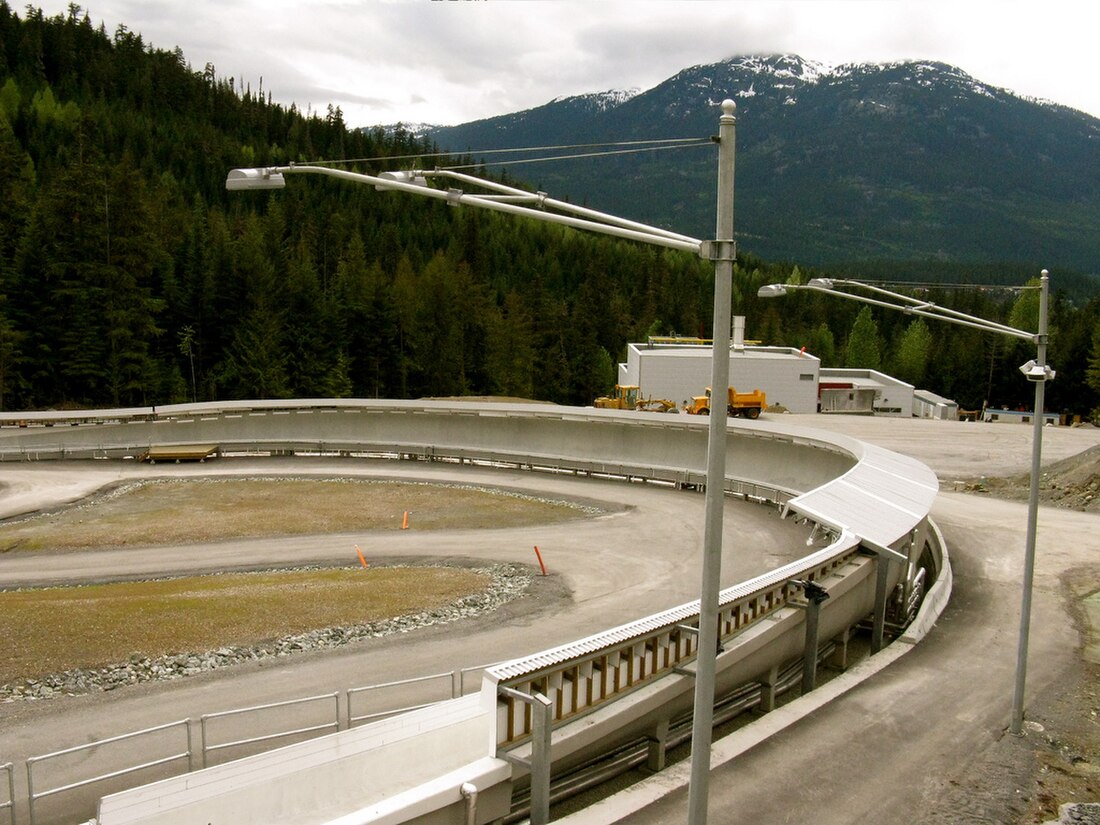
<box><xmin>594</xmin><ymin>385</ymin><xmax>679</xmax><ymax>413</ymax></box>
<box><xmin>684</xmin><ymin>387</ymin><xmax>767</xmax><ymax>419</ymax></box>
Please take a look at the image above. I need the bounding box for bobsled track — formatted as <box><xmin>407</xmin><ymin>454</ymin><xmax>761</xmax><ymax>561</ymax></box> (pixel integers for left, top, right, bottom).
<box><xmin>0</xmin><ymin>399</ymin><xmax>950</xmax><ymax>825</ymax></box>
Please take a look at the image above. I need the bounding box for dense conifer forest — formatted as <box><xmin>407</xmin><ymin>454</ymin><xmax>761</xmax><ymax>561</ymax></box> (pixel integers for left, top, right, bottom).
<box><xmin>1</xmin><ymin>4</ymin><xmax>1099</xmax><ymax>417</ymax></box>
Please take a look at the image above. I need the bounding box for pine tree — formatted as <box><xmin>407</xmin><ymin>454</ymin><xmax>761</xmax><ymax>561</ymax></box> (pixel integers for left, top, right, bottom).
<box><xmin>845</xmin><ymin>306</ymin><xmax>882</xmax><ymax>369</ymax></box>
<box><xmin>807</xmin><ymin>322</ymin><xmax>836</xmax><ymax>366</ymax></box>
<box><xmin>1086</xmin><ymin>319</ymin><xmax>1100</xmax><ymax>421</ymax></box>
<box><xmin>892</xmin><ymin>318</ymin><xmax>934</xmax><ymax>387</ymax></box>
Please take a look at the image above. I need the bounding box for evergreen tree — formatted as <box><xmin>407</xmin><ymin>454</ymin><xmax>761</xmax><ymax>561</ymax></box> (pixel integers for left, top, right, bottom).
<box><xmin>217</xmin><ymin>215</ymin><xmax>288</xmax><ymax>398</ymax></box>
<box><xmin>892</xmin><ymin>318</ymin><xmax>934</xmax><ymax>387</ymax></box>
<box><xmin>486</xmin><ymin>290</ymin><xmax>535</xmax><ymax>398</ymax></box>
<box><xmin>1086</xmin><ymin>319</ymin><xmax>1100</xmax><ymax>421</ymax></box>
<box><xmin>807</xmin><ymin>321</ymin><xmax>836</xmax><ymax>366</ymax></box>
<box><xmin>282</xmin><ymin>236</ymin><xmax>333</xmax><ymax>396</ymax></box>
<box><xmin>845</xmin><ymin>306</ymin><xmax>882</xmax><ymax>369</ymax></box>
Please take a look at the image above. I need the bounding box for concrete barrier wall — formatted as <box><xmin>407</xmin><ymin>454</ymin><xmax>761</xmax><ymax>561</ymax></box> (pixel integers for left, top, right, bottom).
<box><xmin>0</xmin><ymin>401</ymin><xmax>939</xmax><ymax>825</ymax></box>
<box><xmin>0</xmin><ymin>400</ymin><xmax>858</xmax><ymax>497</ymax></box>
<box><xmin>97</xmin><ymin>695</ymin><xmax>509</xmax><ymax>825</ymax></box>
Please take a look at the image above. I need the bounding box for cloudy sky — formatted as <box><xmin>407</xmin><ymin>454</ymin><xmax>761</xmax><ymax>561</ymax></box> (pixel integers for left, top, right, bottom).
<box><xmin>31</xmin><ymin>1</ymin><xmax>1100</xmax><ymax>127</ymax></box>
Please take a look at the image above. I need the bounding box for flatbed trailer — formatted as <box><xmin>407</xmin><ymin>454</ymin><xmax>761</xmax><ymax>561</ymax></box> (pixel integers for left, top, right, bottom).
<box><xmin>139</xmin><ymin>444</ymin><xmax>220</xmax><ymax>463</ymax></box>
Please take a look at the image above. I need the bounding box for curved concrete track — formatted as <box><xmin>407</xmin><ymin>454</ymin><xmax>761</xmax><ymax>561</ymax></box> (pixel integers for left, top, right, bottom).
<box><xmin>572</xmin><ymin>415</ymin><xmax>1100</xmax><ymax>825</ymax></box>
<box><xmin>0</xmin><ymin>457</ymin><xmax>810</xmax><ymax>822</ymax></box>
<box><xmin>2</xmin><ymin>414</ymin><xmax>1098</xmax><ymax>825</ymax></box>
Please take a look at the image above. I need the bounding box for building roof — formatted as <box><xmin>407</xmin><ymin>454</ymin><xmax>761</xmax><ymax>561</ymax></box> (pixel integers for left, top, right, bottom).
<box><xmin>914</xmin><ymin>389</ymin><xmax>957</xmax><ymax>406</ymax></box>
<box><xmin>632</xmin><ymin>344</ymin><xmax>819</xmax><ymax>363</ymax></box>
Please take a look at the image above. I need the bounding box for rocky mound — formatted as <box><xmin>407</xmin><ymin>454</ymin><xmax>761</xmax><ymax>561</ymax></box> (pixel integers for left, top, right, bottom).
<box><xmin>958</xmin><ymin>444</ymin><xmax>1100</xmax><ymax>512</ymax></box>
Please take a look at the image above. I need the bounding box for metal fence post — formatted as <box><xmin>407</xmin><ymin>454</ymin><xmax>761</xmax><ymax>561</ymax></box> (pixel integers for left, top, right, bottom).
<box><xmin>498</xmin><ymin>686</ymin><xmax>553</xmax><ymax>825</ymax></box>
<box><xmin>1</xmin><ymin>762</ymin><xmax>14</xmax><ymax>825</ymax></box>
<box><xmin>529</xmin><ymin>692</ymin><xmax>553</xmax><ymax>825</ymax></box>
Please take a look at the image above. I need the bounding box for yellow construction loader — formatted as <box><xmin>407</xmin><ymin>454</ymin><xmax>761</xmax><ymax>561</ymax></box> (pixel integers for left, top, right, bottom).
<box><xmin>594</xmin><ymin>385</ymin><xmax>679</xmax><ymax>413</ymax></box>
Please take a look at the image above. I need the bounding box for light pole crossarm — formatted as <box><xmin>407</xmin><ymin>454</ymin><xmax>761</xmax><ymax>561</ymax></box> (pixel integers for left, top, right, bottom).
<box><xmin>227</xmin><ymin>164</ymin><xmax>704</xmax><ymax>255</ymax></box>
<box><xmin>761</xmin><ymin>281</ymin><xmax>1039</xmax><ymax>343</ymax></box>
<box><xmin>423</xmin><ymin>168</ymin><xmax>703</xmax><ymax>247</ymax></box>
<box><xmin>815</xmin><ymin>279</ymin><xmax>1040</xmax><ymax>342</ymax></box>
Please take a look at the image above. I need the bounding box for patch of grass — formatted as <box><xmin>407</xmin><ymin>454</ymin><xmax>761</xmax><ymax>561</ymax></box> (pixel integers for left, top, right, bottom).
<box><xmin>0</xmin><ymin>478</ymin><xmax>593</xmax><ymax>551</ymax></box>
<box><xmin>0</xmin><ymin>566</ymin><xmax>487</xmax><ymax>685</ymax></box>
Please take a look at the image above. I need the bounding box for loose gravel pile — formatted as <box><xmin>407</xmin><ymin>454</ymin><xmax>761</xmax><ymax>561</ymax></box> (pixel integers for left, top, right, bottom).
<box><xmin>1</xmin><ymin>562</ymin><xmax>531</xmax><ymax>702</ymax></box>
<box><xmin>958</xmin><ymin>443</ymin><xmax>1100</xmax><ymax>512</ymax></box>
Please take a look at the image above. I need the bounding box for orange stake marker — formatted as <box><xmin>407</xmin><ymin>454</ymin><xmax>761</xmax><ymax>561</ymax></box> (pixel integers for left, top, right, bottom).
<box><xmin>355</xmin><ymin>545</ymin><xmax>368</xmax><ymax>568</ymax></box>
<box><xmin>402</xmin><ymin>511</ymin><xmax>410</xmax><ymax>530</ymax></box>
<box><xmin>533</xmin><ymin>545</ymin><xmax>548</xmax><ymax>576</ymax></box>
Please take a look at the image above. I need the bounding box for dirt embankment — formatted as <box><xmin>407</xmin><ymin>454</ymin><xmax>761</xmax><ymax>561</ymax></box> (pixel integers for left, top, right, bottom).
<box><xmin>956</xmin><ymin>443</ymin><xmax>1100</xmax><ymax>512</ymax></box>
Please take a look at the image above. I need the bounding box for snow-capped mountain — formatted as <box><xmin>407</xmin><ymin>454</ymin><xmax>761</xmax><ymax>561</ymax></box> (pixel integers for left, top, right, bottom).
<box><xmin>425</xmin><ymin>55</ymin><xmax>1099</xmax><ymax>273</ymax></box>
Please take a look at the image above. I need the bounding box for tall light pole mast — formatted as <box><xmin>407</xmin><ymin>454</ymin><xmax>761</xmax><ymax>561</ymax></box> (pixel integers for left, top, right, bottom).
<box><xmin>230</xmin><ymin>100</ymin><xmax>742</xmax><ymax>823</ymax></box>
<box><xmin>758</xmin><ymin>270</ymin><xmax>1054</xmax><ymax>736</ymax></box>
<box><xmin>1011</xmin><ymin>268</ymin><xmax>1050</xmax><ymax>734</ymax></box>
<box><xmin>686</xmin><ymin>97</ymin><xmax>736</xmax><ymax>825</ymax></box>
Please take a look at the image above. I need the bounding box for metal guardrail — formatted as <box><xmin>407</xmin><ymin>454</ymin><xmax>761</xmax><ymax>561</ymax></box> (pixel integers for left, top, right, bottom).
<box><xmin>25</xmin><ymin>720</ymin><xmax>191</xmax><ymax>825</ymax></box>
<box><xmin>200</xmin><ymin>693</ymin><xmax>339</xmax><ymax>768</ymax></box>
<box><xmin>9</xmin><ymin>664</ymin><xmax>507</xmax><ymax>825</ymax></box>
<box><xmin>1</xmin><ymin>762</ymin><xmax>13</xmax><ymax>825</ymax></box>
<box><xmin>344</xmin><ymin>664</ymin><xmax>503</xmax><ymax>726</ymax></box>
<box><xmin>347</xmin><ymin>671</ymin><xmax>460</xmax><ymax>727</ymax></box>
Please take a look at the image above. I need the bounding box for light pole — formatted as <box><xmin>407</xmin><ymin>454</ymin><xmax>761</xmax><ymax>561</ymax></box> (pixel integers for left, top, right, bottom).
<box><xmin>229</xmin><ymin>100</ymin><xmax>738</xmax><ymax>824</ymax></box>
<box><xmin>758</xmin><ymin>272</ymin><xmax>1054</xmax><ymax>735</ymax></box>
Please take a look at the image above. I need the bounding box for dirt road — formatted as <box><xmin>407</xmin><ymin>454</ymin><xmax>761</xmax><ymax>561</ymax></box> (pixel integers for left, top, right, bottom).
<box><xmin>610</xmin><ymin>415</ymin><xmax>1100</xmax><ymax>825</ymax></box>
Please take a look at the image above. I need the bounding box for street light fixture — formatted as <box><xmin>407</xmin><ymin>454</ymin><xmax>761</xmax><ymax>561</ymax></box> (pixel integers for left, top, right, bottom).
<box><xmin>758</xmin><ymin>271</ymin><xmax>1053</xmax><ymax>735</ymax></box>
<box><xmin>229</xmin><ymin>100</ymin><xmax>739</xmax><ymax>825</ymax></box>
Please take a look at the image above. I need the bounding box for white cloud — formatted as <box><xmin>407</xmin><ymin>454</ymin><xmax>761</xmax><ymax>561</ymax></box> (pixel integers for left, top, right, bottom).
<box><xmin>29</xmin><ymin>0</ymin><xmax>1100</xmax><ymax>126</ymax></box>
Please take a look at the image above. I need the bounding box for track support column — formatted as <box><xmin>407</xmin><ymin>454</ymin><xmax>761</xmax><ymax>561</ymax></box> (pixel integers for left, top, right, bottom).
<box><xmin>791</xmin><ymin>580</ymin><xmax>830</xmax><ymax>693</ymax></box>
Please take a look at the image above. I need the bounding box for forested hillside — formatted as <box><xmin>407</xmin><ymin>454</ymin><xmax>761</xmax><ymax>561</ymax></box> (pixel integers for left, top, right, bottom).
<box><xmin>1</xmin><ymin>5</ymin><xmax>1099</xmax><ymax>417</ymax></box>
<box><xmin>429</xmin><ymin>55</ymin><xmax>1100</xmax><ymax>280</ymax></box>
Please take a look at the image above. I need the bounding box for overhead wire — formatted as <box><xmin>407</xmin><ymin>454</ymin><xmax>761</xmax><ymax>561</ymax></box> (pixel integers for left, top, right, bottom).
<box><xmin>307</xmin><ymin>137</ymin><xmax>713</xmax><ymax>169</ymax></box>
<box><xmin>850</xmin><ymin>280</ymin><xmax>1038</xmax><ymax>291</ymax></box>
<box><xmin>440</xmin><ymin>139</ymin><xmax>713</xmax><ymax>171</ymax></box>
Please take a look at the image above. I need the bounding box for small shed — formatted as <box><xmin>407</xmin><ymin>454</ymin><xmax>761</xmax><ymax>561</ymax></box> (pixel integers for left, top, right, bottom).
<box><xmin>913</xmin><ymin>389</ymin><xmax>959</xmax><ymax>421</ymax></box>
<box><xmin>818</xmin><ymin>368</ymin><xmax>914</xmax><ymax>417</ymax></box>
<box><xmin>981</xmin><ymin>409</ymin><xmax>1059</xmax><ymax>426</ymax></box>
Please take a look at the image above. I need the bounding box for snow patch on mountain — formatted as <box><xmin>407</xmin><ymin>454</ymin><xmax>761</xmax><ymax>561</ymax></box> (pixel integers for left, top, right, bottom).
<box><xmin>551</xmin><ymin>87</ymin><xmax>641</xmax><ymax>112</ymax></box>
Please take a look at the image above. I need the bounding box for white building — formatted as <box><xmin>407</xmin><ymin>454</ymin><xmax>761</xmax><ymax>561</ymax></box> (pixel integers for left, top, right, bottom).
<box><xmin>981</xmin><ymin>408</ymin><xmax>1060</xmax><ymax>426</ymax></box>
<box><xmin>913</xmin><ymin>389</ymin><xmax>959</xmax><ymax>421</ymax></box>
<box><xmin>616</xmin><ymin>341</ymin><xmax>821</xmax><ymax>414</ymax></box>
<box><xmin>818</xmin><ymin>369</ymin><xmax>914</xmax><ymax>417</ymax></box>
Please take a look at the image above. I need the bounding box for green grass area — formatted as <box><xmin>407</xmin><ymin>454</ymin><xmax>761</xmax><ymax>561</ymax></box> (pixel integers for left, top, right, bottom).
<box><xmin>0</xmin><ymin>478</ymin><xmax>592</xmax><ymax>551</ymax></box>
<box><xmin>0</xmin><ymin>478</ymin><xmax>582</xmax><ymax>685</ymax></box>
<box><xmin>1</xmin><ymin>566</ymin><xmax>487</xmax><ymax>685</ymax></box>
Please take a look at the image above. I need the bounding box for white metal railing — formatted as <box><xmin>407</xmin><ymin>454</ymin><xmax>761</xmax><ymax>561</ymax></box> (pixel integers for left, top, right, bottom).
<box><xmin>347</xmin><ymin>671</ymin><xmax>460</xmax><ymax>727</ymax></box>
<box><xmin>25</xmin><ymin>719</ymin><xmax>191</xmax><ymax>825</ymax></box>
<box><xmin>1</xmin><ymin>762</ymin><xmax>13</xmax><ymax>825</ymax></box>
<box><xmin>199</xmin><ymin>693</ymin><xmax>339</xmax><ymax>768</ymax></box>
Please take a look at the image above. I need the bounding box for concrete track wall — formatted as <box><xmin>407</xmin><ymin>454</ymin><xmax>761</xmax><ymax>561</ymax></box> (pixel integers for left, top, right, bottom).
<box><xmin>0</xmin><ymin>401</ymin><xmax>939</xmax><ymax>825</ymax></box>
